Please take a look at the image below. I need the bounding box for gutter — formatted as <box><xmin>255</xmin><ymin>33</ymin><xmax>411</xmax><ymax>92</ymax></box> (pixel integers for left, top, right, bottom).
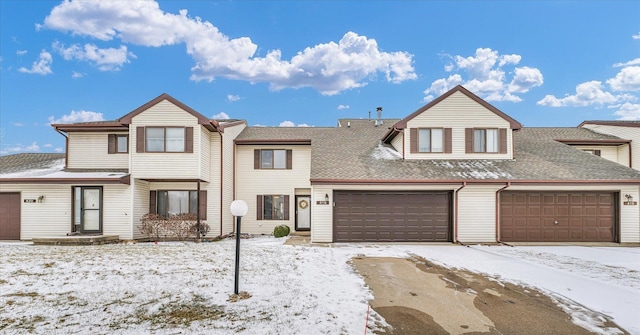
<box><xmin>495</xmin><ymin>182</ymin><xmax>511</xmax><ymax>243</ymax></box>
<box><xmin>453</xmin><ymin>182</ymin><xmax>466</xmax><ymax>243</ymax></box>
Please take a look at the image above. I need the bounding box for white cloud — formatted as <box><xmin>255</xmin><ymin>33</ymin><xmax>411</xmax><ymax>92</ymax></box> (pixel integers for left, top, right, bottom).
<box><xmin>279</xmin><ymin>121</ymin><xmax>310</xmax><ymax>127</ymax></box>
<box><xmin>613</xmin><ymin>102</ymin><xmax>640</xmax><ymax>120</ymax></box>
<box><xmin>18</xmin><ymin>50</ymin><xmax>53</xmax><ymax>75</ymax></box>
<box><xmin>48</xmin><ymin>110</ymin><xmax>105</xmax><ymax>124</ymax></box>
<box><xmin>53</xmin><ymin>42</ymin><xmax>135</xmax><ymax>71</ymax></box>
<box><xmin>227</xmin><ymin>94</ymin><xmax>240</xmax><ymax>102</ymax></box>
<box><xmin>337</xmin><ymin>104</ymin><xmax>350</xmax><ymax>110</ymax></box>
<box><xmin>537</xmin><ymin>81</ymin><xmax>622</xmax><ymax>107</ymax></box>
<box><xmin>424</xmin><ymin>48</ymin><xmax>542</xmax><ymax>102</ymax></box>
<box><xmin>0</xmin><ymin>142</ymin><xmax>40</xmax><ymax>155</ymax></box>
<box><xmin>43</xmin><ymin>143</ymin><xmax>53</xmax><ymax>148</ymax></box>
<box><xmin>16</xmin><ymin>50</ymin><xmax>27</xmax><ymax>56</ymax></box>
<box><xmin>613</xmin><ymin>58</ymin><xmax>640</xmax><ymax>67</ymax></box>
<box><xmin>633</xmin><ymin>32</ymin><xmax>640</xmax><ymax>40</ymax></box>
<box><xmin>42</xmin><ymin>1</ymin><xmax>415</xmax><ymax>95</ymax></box>
<box><xmin>212</xmin><ymin>112</ymin><xmax>230</xmax><ymax>119</ymax></box>
<box><xmin>54</xmin><ymin>147</ymin><xmax>64</xmax><ymax>153</ymax></box>
<box><xmin>11</xmin><ymin>122</ymin><xmax>23</xmax><ymax>127</ymax></box>
<box><xmin>607</xmin><ymin>66</ymin><xmax>640</xmax><ymax>92</ymax></box>
<box><xmin>72</xmin><ymin>71</ymin><xmax>85</xmax><ymax>78</ymax></box>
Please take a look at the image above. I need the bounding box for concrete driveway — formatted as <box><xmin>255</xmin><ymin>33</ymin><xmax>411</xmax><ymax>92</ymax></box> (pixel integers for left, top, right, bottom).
<box><xmin>352</xmin><ymin>256</ymin><xmax>628</xmax><ymax>335</ymax></box>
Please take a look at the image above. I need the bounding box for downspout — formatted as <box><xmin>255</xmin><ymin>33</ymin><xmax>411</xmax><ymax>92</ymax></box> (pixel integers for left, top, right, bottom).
<box><xmin>232</xmin><ymin>136</ymin><xmax>237</xmax><ymax>234</ymax></box>
<box><xmin>495</xmin><ymin>182</ymin><xmax>511</xmax><ymax>243</ymax></box>
<box><xmin>453</xmin><ymin>182</ymin><xmax>466</xmax><ymax>243</ymax></box>
<box><xmin>628</xmin><ymin>141</ymin><xmax>633</xmax><ymax>169</ymax></box>
<box><xmin>197</xmin><ymin>180</ymin><xmax>201</xmax><ymax>240</ymax></box>
<box><xmin>55</xmin><ymin>128</ymin><xmax>69</xmax><ymax>168</ymax></box>
<box><xmin>220</xmin><ymin>132</ymin><xmax>224</xmax><ymax>237</ymax></box>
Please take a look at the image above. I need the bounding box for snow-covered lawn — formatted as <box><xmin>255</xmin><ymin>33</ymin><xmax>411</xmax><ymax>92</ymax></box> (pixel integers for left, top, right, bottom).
<box><xmin>1</xmin><ymin>237</ymin><xmax>639</xmax><ymax>334</ymax></box>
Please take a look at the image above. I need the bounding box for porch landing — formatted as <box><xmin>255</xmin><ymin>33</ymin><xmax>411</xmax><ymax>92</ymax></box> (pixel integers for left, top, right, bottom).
<box><xmin>32</xmin><ymin>235</ymin><xmax>120</xmax><ymax>246</ymax></box>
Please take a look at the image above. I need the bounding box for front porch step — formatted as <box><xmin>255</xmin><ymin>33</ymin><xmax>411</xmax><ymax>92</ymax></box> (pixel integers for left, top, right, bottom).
<box><xmin>32</xmin><ymin>235</ymin><xmax>120</xmax><ymax>246</ymax></box>
<box><xmin>290</xmin><ymin>231</ymin><xmax>310</xmax><ymax>237</ymax></box>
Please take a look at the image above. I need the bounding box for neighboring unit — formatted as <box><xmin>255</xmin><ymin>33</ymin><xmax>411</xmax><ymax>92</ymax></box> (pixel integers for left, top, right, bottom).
<box><xmin>1</xmin><ymin>86</ymin><xmax>639</xmax><ymax>244</ymax></box>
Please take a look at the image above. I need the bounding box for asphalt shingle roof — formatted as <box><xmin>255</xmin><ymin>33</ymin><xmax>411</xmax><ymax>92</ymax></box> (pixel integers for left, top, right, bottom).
<box><xmin>0</xmin><ymin>153</ymin><xmax>65</xmax><ymax>175</ymax></box>
<box><xmin>237</xmin><ymin>123</ymin><xmax>640</xmax><ymax>182</ymax></box>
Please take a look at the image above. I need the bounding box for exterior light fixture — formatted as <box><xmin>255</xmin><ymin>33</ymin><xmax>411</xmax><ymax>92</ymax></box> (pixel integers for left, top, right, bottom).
<box><xmin>230</xmin><ymin>200</ymin><xmax>248</xmax><ymax>295</ymax></box>
<box><xmin>325</xmin><ymin>194</ymin><xmax>329</xmax><ymax>203</ymax></box>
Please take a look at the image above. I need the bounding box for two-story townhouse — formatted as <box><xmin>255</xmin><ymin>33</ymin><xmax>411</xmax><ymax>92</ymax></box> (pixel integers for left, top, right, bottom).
<box><xmin>2</xmin><ymin>86</ymin><xmax>639</xmax><ymax>244</ymax></box>
<box><xmin>234</xmin><ymin>86</ymin><xmax>640</xmax><ymax>244</ymax></box>
<box><xmin>0</xmin><ymin>93</ymin><xmax>245</xmax><ymax>240</ymax></box>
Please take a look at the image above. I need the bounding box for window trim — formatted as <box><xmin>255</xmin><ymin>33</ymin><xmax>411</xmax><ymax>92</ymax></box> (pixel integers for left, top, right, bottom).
<box><xmin>137</xmin><ymin>126</ymin><xmax>193</xmax><ymax>153</ymax></box>
<box><xmin>417</xmin><ymin>128</ymin><xmax>445</xmax><ymax>153</ymax></box>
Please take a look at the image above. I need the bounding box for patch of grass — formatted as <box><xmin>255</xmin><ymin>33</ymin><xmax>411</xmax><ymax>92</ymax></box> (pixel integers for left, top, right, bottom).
<box><xmin>4</xmin><ymin>291</ymin><xmax>39</xmax><ymax>298</ymax></box>
<box><xmin>43</xmin><ymin>262</ymin><xmax>55</xmax><ymax>268</ymax></box>
<box><xmin>0</xmin><ymin>279</ymin><xmax>8</xmax><ymax>285</ymax></box>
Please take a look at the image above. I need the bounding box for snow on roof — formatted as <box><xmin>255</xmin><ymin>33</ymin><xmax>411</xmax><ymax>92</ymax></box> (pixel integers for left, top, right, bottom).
<box><xmin>0</xmin><ymin>158</ymin><xmax>127</xmax><ymax>179</ymax></box>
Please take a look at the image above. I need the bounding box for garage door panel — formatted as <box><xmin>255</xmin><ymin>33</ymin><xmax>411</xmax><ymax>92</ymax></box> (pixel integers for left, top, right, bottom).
<box><xmin>334</xmin><ymin>191</ymin><xmax>451</xmax><ymax>242</ymax></box>
<box><xmin>501</xmin><ymin>191</ymin><xmax>616</xmax><ymax>242</ymax></box>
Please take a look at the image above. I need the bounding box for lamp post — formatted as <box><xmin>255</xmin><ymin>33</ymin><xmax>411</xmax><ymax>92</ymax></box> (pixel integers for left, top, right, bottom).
<box><xmin>230</xmin><ymin>200</ymin><xmax>248</xmax><ymax>295</ymax></box>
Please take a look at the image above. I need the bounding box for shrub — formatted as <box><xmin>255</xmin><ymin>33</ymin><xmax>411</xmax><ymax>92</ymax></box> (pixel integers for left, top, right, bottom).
<box><xmin>139</xmin><ymin>213</ymin><xmax>208</xmax><ymax>241</ymax></box>
<box><xmin>273</xmin><ymin>225</ymin><xmax>291</xmax><ymax>238</ymax></box>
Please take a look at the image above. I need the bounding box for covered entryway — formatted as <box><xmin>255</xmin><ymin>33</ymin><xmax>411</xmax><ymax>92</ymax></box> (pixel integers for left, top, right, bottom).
<box><xmin>500</xmin><ymin>191</ymin><xmax>617</xmax><ymax>242</ymax></box>
<box><xmin>0</xmin><ymin>192</ymin><xmax>21</xmax><ymax>240</ymax></box>
<box><xmin>333</xmin><ymin>191</ymin><xmax>451</xmax><ymax>242</ymax></box>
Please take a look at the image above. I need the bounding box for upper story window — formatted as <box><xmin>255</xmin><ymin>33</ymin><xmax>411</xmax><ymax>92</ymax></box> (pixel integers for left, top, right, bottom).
<box><xmin>254</xmin><ymin>149</ymin><xmax>292</xmax><ymax>169</ymax></box>
<box><xmin>465</xmin><ymin>128</ymin><xmax>507</xmax><ymax>154</ymax></box>
<box><xmin>108</xmin><ymin>134</ymin><xmax>128</xmax><ymax>154</ymax></box>
<box><xmin>136</xmin><ymin>126</ymin><xmax>193</xmax><ymax>153</ymax></box>
<box><xmin>418</xmin><ymin>128</ymin><xmax>444</xmax><ymax>153</ymax></box>
<box><xmin>147</xmin><ymin>127</ymin><xmax>185</xmax><ymax>152</ymax></box>
<box><xmin>473</xmin><ymin>129</ymin><xmax>498</xmax><ymax>153</ymax></box>
<box><xmin>409</xmin><ymin>128</ymin><xmax>451</xmax><ymax>154</ymax></box>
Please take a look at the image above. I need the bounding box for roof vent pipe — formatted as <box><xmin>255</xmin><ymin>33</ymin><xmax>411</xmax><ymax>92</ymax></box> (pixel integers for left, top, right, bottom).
<box><xmin>347</xmin><ymin>121</ymin><xmax>351</xmax><ymax>128</ymax></box>
<box><xmin>376</xmin><ymin>107</ymin><xmax>383</xmax><ymax>127</ymax></box>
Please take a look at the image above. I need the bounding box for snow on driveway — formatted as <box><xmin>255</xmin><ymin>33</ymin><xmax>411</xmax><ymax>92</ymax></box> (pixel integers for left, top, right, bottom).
<box><xmin>1</xmin><ymin>237</ymin><xmax>639</xmax><ymax>334</ymax></box>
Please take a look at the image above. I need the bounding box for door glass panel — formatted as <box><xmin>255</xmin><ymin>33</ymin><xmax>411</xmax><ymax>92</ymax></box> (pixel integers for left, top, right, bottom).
<box><xmin>83</xmin><ymin>209</ymin><xmax>100</xmax><ymax>230</ymax></box>
<box><xmin>74</xmin><ymin>187</ymin><xmax>81</xmax><ymax>226</ymax></box>
<box><xmin>83</xmin><ymin>189</ymin><xmax>100</xmax><ymax>210</ymax></box>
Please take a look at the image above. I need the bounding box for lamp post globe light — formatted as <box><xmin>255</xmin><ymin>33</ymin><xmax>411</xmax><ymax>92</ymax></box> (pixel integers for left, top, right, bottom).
<box><xmin>230</xmin><ymin>200</ymin><xmax>248</xmax><ymax>295</ymax></box>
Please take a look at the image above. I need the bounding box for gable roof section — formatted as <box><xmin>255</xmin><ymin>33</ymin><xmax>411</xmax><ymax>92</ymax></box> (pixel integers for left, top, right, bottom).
<box><xmin>120</xmin><ymin>93</ymin><xmax>221</xmax><ymax>132</ymax></box>
<box><xmin>579</xmin><ymin>120</ymin><xmax>640</xmax><ymax>128</ymax></box>
<box><xmin>383</xmin><ymin>85</ymin><xmax>523</xmax><ymax>143</ymax></box>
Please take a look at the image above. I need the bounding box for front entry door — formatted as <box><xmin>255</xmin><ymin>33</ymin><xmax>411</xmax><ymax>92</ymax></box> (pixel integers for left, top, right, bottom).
<box><xmin>295</xmin><ymin>196</ymin><xmax>311</xmax><ymax>231</ymax></box>
<box><xmin>74</xmin><ymin>187</ymin><xmax>102</xmax><ymax>234</ymax></box>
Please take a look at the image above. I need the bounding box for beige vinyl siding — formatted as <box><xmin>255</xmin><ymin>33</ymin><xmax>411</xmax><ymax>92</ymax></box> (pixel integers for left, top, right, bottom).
<box><xmin>200</xmin><ymin>125</ymin><xmax>211</xmax><ymax>182</ymax></box>
<box><xmin>102</xmin><ymin>184</ymin><xmax>132</xmax><ymax>239</ymax></box>
<box><xmin>506</xmin><ymin>184</ymin><xmax>639</xmax><ymax>243</ymax></box>
<box><xmin>1</xmin><ymin>185</ymin><xmax>71</xmax><ymax>239</ymax></box>
<box><xmin>391</xmin><ymin>132</ymin><xmax>404</xmax><ymax>156</ymax></box>
<box><xmin>235</xmin><ymin>145</ymin><xmax>311</xmax><ymax>235</ymax></box>
<box><xmin>311</xmin><ymin>184</ymin><xmax>461</xmax><ymax>243</ymax></box>
<box><xmin>618</xmin><ymin>144</ymin><xmax>631</xmax><ymax>167</ymax></box>
<box><xmin>583</xmin><ymin>124</ymin><xmax>638</xmax><ymax>170</ymax></box>
<box><xmin>571</xmin><ymin>145</ymin><xmax>621</xmax><ymax>165</ymax></box>
<box><xmin>209</xmin><ymin>133</ymin><xmax>222</xmax><ymax>237</ymax></box>
<box><xmin>67</xmin><ymin>132</ymin><xmax>128</xmax><ymax>169</ymax></box>
<box><xmin>132</xmin><ymin>179</ymin><xmax>150</xmax><ymax>239</ymax></box>
<box><xmin>130</xmin><ymin>100</ymin><xmax>201</xmax><ymax>179</ymax></box>
<box><xmin>405</xmin><ymin>91</ymin><xmax>512</xmax><ymax>160</ymax></box>
<box><xmin>457</xmin><ymin>185</ymin><xmax>504</xmax><ymax>243</ymax></box>
<box><xmin>221</xmin><ymin>123</ymin><xmax>246</xmax><ymax>235</ymax></box>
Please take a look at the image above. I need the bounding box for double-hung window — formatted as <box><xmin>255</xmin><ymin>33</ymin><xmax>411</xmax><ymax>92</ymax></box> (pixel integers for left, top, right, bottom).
<box><xmin>254</xmin><ymin>149</ymin><xmax>292</xmax><ymax>169</ymax></box>
<box><xmin>146</xmin><ymin>127</ymin><xmax>185</xmax><ymax>152</ymax></box>
<box><xmin>418</xmin><ymin>128</ymin><xmax>444</xmax><ymax>153</ymax></box>
<box><xmin>108</xmin><ymin>134</ymin><xmax>129</xmax><ymax>154</ymax></box>
<box><xmin>257</xmin><ymin>195</ymin><xmax>290</xmax><ymax>220</ymax></box>
<box><xmin>473</xmin><ymin>129</ymin><xmax>498</xmax><ymax>153</ymax></box>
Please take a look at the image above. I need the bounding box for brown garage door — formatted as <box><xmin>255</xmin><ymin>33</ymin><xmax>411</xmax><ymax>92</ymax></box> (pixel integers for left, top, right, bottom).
<box><xmin>333</xmin><ymin>191</ymin><xmax>451</xmax><ymax>242</ymax></box>
<box><xmin>0</xmin><ymin>193</ymin><xmax>21</xmax><ymax>240</ymax></box>
<box><xmin>500</xmin><ymin>192</ymin><xmax>617</xmax><ymax>242</ymax></box>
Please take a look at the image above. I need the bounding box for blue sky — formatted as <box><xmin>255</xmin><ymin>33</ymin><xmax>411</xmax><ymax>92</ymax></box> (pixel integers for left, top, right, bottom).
<box><xmin>1</xmin><ymin>1</ymin><xmax>639</xmax><ymax>155</ymax></box>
